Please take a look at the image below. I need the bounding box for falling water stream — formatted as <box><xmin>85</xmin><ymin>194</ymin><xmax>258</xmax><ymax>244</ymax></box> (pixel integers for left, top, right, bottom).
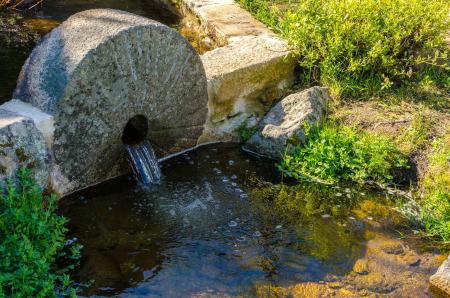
<box><xmin>125</xmin><ymin>141</ymin><xmax>162</xmax><ymax>185</ymax></box>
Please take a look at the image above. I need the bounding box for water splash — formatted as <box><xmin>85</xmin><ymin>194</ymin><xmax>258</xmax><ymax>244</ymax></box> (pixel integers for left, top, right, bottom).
<box><xmin>125</xmin><ymin>140</ymin><xmax>161</xmax><ymax>185</ymax></box>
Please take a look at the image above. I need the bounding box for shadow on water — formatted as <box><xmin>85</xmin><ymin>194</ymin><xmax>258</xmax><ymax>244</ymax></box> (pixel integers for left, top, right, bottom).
<box><xmin>60</xmin><ymin>143</ymin><xmax>441</xmax><ymax>297</ymax></box>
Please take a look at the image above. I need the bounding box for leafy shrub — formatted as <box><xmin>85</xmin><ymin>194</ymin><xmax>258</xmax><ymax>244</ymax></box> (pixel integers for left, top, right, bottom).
<box><xmin>0</xmin><ymin>168</ymin><xmax>80</xmax><ymax>297</ymax></box>
<box><xmin>278</xmin><ymin>122</ymin><xmax>408</xmax><ymax>184</ymax></box>
<box><xmin>421</xmin><ymin>134</ymin><xmax>450</xmax><ymax>241</ymax></box>
<box><xmin>241</xmin><ymin>0</ymin><xmax>449</xmax><ymax>97</ymax></box>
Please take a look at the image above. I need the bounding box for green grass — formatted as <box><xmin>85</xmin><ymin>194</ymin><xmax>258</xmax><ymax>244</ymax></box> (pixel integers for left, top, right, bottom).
<box><xmin>239</xmin><ymin>0</ymin><xmax>449</xmax><ymax>98</ymax></box>
<box><xmin>421</xmin><ymin>134</ymin><xmax>450</xmax><ymax>242</ymax></box>
<box><xmin>396</xmin><ymin>109</ymin><xmax>433</xmax><ymax>154</ymax></box>
<box><xmin>0</xmin><ymin>168</ymin><xmax>80</xmax><ymax>297</ymax></box>
<box><xmin>278</xmin><ymin>122</ymin><xmax>408</xmax><ymax>184</ymax></box>
<box><xmin>238</xmin><ymin>121</ymin><xmax>258</xmax><ymax>142</ymax></box>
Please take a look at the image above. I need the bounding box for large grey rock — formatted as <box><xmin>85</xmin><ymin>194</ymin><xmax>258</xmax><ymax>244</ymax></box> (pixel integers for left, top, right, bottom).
<box><xmin>0</xmin><ymin>109</ymin><xmax>50</xmax><ymax>189</ymax></box>
<box><xmin>13</xmin><ymin>9</ymin><xmax>208</xmax><ymax>195</ymax></box>
<box><xmin>430</xmin><ymin>255</ymin><xmax>450</xmax><ymax>297</ymax></box>
<box><xmin>243</xmin><ymin>87</ymin><xmax>329</xmax><ymax>159</ymax></box>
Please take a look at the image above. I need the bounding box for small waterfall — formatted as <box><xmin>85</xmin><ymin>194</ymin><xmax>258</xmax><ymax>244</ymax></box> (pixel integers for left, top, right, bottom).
<box><xmin>125</xmin><ymin>140</ymin><xmax>161</xmax><ymax>185</ymax></box>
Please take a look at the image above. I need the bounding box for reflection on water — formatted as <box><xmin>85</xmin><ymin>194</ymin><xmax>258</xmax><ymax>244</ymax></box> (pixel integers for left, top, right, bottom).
<box><xmin>62</xmin><ymin>143</ymin><xmax>442</xmax><ymax>297</ymax></box>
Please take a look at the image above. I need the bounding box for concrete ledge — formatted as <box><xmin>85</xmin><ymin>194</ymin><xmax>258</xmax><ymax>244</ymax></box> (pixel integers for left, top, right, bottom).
<box><xmin>196</xmin><ymin>3</ymin><xmax>274</xmax><ymax>44</ymax></box>
<box><xmin>180</xmin><ymin>0</ymin><xmax>273</xmax><ymax>44</ymax></box>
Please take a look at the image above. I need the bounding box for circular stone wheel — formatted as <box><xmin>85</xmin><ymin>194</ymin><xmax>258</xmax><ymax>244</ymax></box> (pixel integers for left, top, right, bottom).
<box><xmin>14</xmin><ymin>9</ymin><xmax>208</xmax><ymax>194</ymax></box>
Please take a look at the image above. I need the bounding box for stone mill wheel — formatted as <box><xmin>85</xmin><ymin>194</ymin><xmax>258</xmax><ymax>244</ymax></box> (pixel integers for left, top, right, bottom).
<box><xmin>13</xmin><ymin>9</ymin><xmax>208</xmax><ymax>194</ymax></box>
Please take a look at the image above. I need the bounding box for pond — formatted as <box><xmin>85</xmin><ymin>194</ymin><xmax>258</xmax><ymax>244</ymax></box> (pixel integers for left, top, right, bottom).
<box><xmin>0</xmin><ymin>0</ymin><xmax>213</xmax><ymax>103</ymax></box>
<box><xmin>61</xmin><ymin>143</ymin><xmax>444</xmax><ymax>297</ymax></box>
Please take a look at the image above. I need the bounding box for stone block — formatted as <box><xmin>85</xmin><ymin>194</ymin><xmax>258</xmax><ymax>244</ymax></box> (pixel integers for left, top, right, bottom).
<box><xmin>0</xmin><ymin>109</ymin><xmax>50</xmax><ymax>189</ymax></box>
<box><xmin>199</xmin><ymin>36</ymin><xmax>296</xmax><ymax>142</ymax></box>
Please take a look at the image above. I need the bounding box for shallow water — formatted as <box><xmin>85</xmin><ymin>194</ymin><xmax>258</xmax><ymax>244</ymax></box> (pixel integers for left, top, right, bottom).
<box><xmin>0</xmin><ymin>0</ymin><xmax>212</xmax><ymax>103</ymax></box>
<box><xmin>62</xmin><ymin>144</ymin><xmax>442</xmax><ymax>297</ymax></box>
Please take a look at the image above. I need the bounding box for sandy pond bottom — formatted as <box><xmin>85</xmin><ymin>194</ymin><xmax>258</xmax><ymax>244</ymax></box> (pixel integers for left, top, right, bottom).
<box><xmin>61</xmin><ymin>143</ymin><xmax>444</xmax><ymax>297</ymax></box>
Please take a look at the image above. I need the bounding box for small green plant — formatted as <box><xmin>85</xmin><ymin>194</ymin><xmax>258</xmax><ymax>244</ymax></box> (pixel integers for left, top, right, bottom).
<box><xmin>421</xmin><ymin>134</ymin><xmax>450</xmax><ymax>241</ymax></box>
<box><xmin>279</xmin><ymin>122</ymin><xmax>408</xmax><ymax>184</ymax></box>
<box><xmin>0</xmin><ymin>168</ymin><xmax>80</xmax><ymax>297</ymax></box>
<box><xmin>396</xmin><ymin>109</ymin><xmax>433</xmax><ymax>154</ymax></box>
<box><xmin>238</xmin><ymin>121</ymin><xmax>257</xmax><ymax>142</ymax></box>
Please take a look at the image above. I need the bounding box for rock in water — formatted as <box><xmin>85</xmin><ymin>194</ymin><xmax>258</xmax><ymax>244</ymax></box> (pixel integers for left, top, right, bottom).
<box><xmin>430</xmin><ymin>255</ymin><xmax>450</xmax><ymax>297</ymax></box>
<box><xmin>243</xmin><ymin>86</ymin><xmax>329</xmax><ymax>159</ymax></box>
<box><xmin>13</xmin><ymin>9</ymin><xmax>208</xmax><ymax>195</ymax></box>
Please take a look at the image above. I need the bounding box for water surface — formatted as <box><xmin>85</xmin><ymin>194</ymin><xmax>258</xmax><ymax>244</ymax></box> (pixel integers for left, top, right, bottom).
<box><xmin>62</xmin><ymin>143</ymin><xmax>442</xmax><ymax>297</ymax></box>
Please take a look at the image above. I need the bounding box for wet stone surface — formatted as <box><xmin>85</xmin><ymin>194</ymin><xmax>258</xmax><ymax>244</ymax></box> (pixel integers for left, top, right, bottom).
<box><xmin>61</xmin><ymin>143</ymin><xmax>444</xmax><ymax>297</ymax></box>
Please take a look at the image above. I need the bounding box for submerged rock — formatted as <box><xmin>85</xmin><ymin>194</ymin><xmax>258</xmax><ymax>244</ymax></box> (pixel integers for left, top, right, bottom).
<box><xmin>255</xmin><ymin>232</ymin><xmax>442</xmax><ymax>297</ymax></box>
<box><xmin>430</xmin><ymin>254</ymin><xmax>450</xmax><ymax>297</ymax></box>
<box><xmin>243</xmin><ymin>86</ymin><xmax>329</xmax><ymax>159</ymax></box>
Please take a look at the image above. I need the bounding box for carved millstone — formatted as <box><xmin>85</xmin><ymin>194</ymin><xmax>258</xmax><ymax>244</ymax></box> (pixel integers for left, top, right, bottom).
<box><xmin>13</xmin><ymin>9</ymin><xmax>208</xmax><ymax>195</ymax></box>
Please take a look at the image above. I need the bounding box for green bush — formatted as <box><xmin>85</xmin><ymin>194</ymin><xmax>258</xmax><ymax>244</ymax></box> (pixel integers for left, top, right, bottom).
<box><xmin>0</xmin><ymin>168</ymin><xmax>80</xmax><ymax>297</ymax></box>
<box><xmin>278</xmin><ymin>122</ymin><xmax>408</xmax><ymax>184</ymax></box>
<box><xmin>241</xmin><ymin>0</ymin><xmax>449</xmax><ymax>97</ymax></box>
<box><xmin>421</xmin><ymin>134</ymin><xmax>450</xmax><ymax>241</ymax></box>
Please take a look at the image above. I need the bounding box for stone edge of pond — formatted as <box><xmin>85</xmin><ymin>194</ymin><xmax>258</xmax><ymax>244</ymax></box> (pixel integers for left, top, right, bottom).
<box><xmin>175</xmin><ymin>0</ymin><xmax>297</xmax><ymax>142</ymax></box>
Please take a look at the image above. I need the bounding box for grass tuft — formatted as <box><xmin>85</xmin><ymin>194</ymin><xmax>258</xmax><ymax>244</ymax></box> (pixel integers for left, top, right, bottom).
<box><xmin>238</xmin><ymin>121</ymin><xmax>258</xmax><ymax>142</ymax></box>
<box><xmin>278</xmin><ymin>122</ymin><xmax>408</xmax><ymax>184</ymax></box>
<box><xmin>421</xmin><ymin>133</ymin><xmax>450</xmax><ymax>242</ymax></box>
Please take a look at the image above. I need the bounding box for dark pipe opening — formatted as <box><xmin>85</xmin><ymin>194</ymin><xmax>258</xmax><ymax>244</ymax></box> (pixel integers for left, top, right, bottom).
<box><xmin>122</xmin><ymin>115</ymin><xmax>149</xmax><ymax>145</ymax></box>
